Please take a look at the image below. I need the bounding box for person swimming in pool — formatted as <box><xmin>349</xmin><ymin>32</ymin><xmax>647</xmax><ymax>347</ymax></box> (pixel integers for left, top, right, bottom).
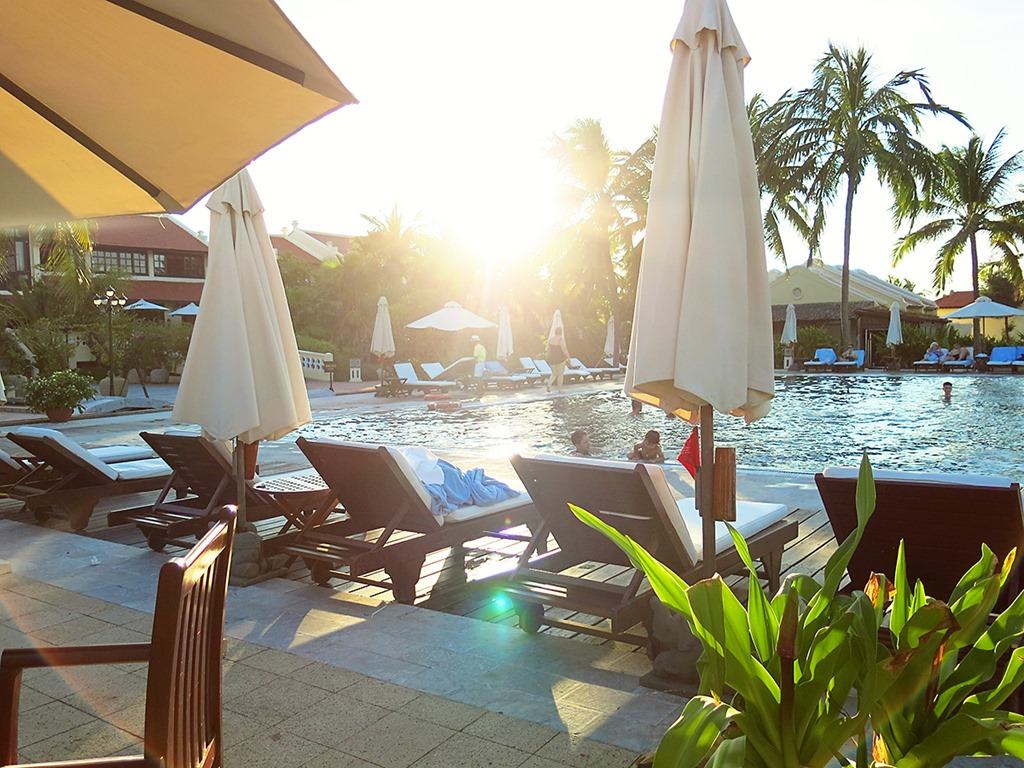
<box><xmin>629</xmin><ymin>430</ymin><xmax>665</xmax><ymax>463</ymax></box>
<box><xmin>570</xmin><ymin>429</ymin><xmax>592</xmax><ymax>457</ymax></box>
<box><xmin>942</xmin><ymin>380</ymin><xmax>953</xmax><ymax>401</ymax></box>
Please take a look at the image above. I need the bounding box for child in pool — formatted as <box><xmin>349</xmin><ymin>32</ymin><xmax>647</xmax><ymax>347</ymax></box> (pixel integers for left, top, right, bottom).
<box><xmin>629</xmin><ymin>430</ymin><xmax>665</xmax><ymax>463</ymax></box>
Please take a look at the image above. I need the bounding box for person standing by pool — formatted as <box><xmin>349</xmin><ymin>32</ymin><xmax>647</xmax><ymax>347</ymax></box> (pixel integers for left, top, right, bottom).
<box><xmin>570</xmin><ymin>429</ymin><xmax>592</xmax><ymax>457</ymax></box>
<box><xmin>545</xmin><ymin>327</ymin><xmax>570</xmax><ymax>392</ymax></box>
<box><xmin>472</xmin><ymin>335</ymin><xmax>487</xmax><ymax>363</ymax></box>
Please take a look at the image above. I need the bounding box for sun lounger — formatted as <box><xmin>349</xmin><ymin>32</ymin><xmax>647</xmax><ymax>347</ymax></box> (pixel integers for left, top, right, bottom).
<box><xmin>816</xmin><ymin>468</ymin><xmax>1024</xmax><ymax>605</ymax></box>
<box><xmin>913</xmin><ymin>348</ymin><xmax>947</xmax><ymax>370</ymax></box>
<box><xmin>585</xmin><ymin>358</ymin><xmax>620</xmax><ymax>379</ymax></box>
<box><xmin>804</xmin><ymin>348</ymin><xmax>837</xmax><ymax>370</ymax></box>
<box><xmin>393</xmin><ymin>362</ymin><xmax>459</xmax><ymax>393</ymax></box>
<box><xmin>107</xmin><ymin>432</ymin><xmax>311</xmax><ymax>551</ymax></box>
<box><xmin>832</xmin><ymin>349</ymin><xmax>865</xmax><ymax>371</ymax></box>
<box><xmin>987</xmin><ymin>346</ymin><xmax>1018</xmax><ymax>372</ymax></box>
<box><xmin>940</xmin><ymin>346</ymin><xmax>974</xmax><ymax>371</ymax></box>
<box><xmin>268</xmin><ymin>438</ymin><xmax>540</xmax><ymax>602</ymax></box>
<box><xmin>475</xmin><ymin>361</ymin><xmax>529</xmax><ymax>389</ymax></box>
<box><xmin>0</xmin><ymin>435</ymin><xmax>155</xmax><ymax>492</ymax></box>
<box><xmin>421</xmin><ymin>361</ymin><xmax>468</xmax><ymax>387</ymax></box>
<box><xmin>503</xmin><ymin>454</ymin><xmax>798</xmax><ymax>645</ymax></box>
<box><xmin>4</xmin><ymin>428</ymin><xmax>171</xmax><ymax>531</ymax></box>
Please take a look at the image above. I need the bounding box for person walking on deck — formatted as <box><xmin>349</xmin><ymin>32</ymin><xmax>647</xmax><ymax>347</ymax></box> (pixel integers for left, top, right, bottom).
<box><xmin>545</xmin><ymin>327</ymin><xmax>570</xmax><ymax>392</ymax></box>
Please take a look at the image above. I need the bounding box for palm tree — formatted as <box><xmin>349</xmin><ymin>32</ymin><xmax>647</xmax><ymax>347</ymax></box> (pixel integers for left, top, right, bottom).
<box><xmin>550</xmin><ymin>119</ymin><xmax>651</xmax><ymax>353</ymax></box>
<box><xmin>792</xmin><ymin>46</ymin><xmax>967</xmax><ymax>346</ymax></box>
<box><xmin>893</xmin><ymin>130</ymin><xmax>1024</xmax><ymax>348</ymax></box>
<box><xmin>1</xmin><ymin>220</ymin><xmax>97</xmax><ymax>317</ymax></box>
<box><xmin>748</xmin><ymin>92</ymin><xmax>822</xmax><ymax>265</ymax></box>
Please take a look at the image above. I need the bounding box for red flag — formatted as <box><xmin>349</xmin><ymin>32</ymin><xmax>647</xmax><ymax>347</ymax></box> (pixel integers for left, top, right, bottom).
<box><xmin>678</xmin><ymin>426</ymin><xmax>700</xmax><ymax>480</ymax></box>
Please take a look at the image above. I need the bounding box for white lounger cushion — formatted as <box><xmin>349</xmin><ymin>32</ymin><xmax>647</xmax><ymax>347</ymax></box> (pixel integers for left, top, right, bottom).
<box><xmin>446</xmin><ymin>493</ymin><xmax>529</xmax><ymax>523</ymax></box>
<box><xmin>89</xmin><ymin>445</ymin><xmax>155</xmax><ymax>463</ymax></box>
<box><xmin>112</xmin><ymin>458</ymin><xmax>171</xmax><ymax>481</ymax></box>
<box><xmin>383</xmin><ymin>446</ymin><xmax>435</xmax><ymax>510</ymax></box>
<box><xmin>11</xmin><ymin>427</ymin><xmax>118</xmax><ymax>480</ymax></box>
<box><xmin>823</xmin><ymin>467</ymin><xmax>1014</xmax><ymax>489</ymax></box>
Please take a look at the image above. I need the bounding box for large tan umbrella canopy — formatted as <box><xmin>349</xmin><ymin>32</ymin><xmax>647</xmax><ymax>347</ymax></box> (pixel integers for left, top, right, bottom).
<box><xmin>0</xmin><ymin>0</ymin><xmax>355</xmax><ymax>227</ymax></box>
<box><xmin>496</xmin><ymin>306</ymin><xmax>515</xmax><ymax>360</ymax></box>
<box><xmin>625</xmin><ymin>0</ymin><xmax>773</xmax><ymax>577</ymax></box>
<box><xmin>173</xmin><ymin>169</ymin><xmax>311</xmax><ymax>523</ymax></box>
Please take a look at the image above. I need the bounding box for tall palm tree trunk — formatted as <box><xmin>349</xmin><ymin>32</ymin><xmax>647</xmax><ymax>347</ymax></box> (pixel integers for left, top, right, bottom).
<box><xmin>840</xmin><ymin>175</ymin><xmax>856</xmax><ymax>348</ymax></box>
<box><xmin>969</xmin><ymin>232</ymin><xmax>981</xmax><ymax>351</ymax></box>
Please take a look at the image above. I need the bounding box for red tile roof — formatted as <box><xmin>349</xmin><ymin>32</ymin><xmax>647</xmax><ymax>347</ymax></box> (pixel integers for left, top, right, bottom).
<box><xmin>936</xmin><ymin>290</ymin><xmax>974</xmax><ymax>309</ymax></box>
<box><xmin>93</xmin><ymin>215</ymin><xmax>206</xmax><ymax>253</ymax></box>
<box><xmin>125</xmin><ymin>280</ymin><xmax>203</xmax><ymax>303</ymax></box>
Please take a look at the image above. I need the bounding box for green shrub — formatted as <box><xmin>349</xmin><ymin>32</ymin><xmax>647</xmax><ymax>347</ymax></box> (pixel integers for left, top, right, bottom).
<box><xmin>15</xmin><ymin>319</ymin><xmax>74</xmax><ymax>376</ymax></box>
<box><xmin>24</xmin><ymin>369</ymin><xmax>95</xmax><ymax>413</ymax></box>
<box><xmin>794</xmin><ymin>325</ymin><xmax>839</xmax><ymax>363</ymax></box>
<box><xmin>572</xmin><ymin>455</ymin><xmax>1024</xmax><ymax>767</ymax></box>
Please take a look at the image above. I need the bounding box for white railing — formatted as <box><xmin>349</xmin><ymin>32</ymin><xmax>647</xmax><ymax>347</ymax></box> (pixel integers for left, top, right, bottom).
<box><xmin>298</xmin><ymin>350</ymin><xmax>334</xmax><ymax>382</ymax></box>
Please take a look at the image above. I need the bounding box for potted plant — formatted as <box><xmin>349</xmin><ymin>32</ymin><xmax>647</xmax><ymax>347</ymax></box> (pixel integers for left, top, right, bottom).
<box><xmin>24</xmin><ymin>369</ymin><xmax>96</xmax><ymax>422</ymax></box>
<box><xmin>572</xmin><ymin>454</ymin><xmax>1024</xmax><ymax>767</ymax></box>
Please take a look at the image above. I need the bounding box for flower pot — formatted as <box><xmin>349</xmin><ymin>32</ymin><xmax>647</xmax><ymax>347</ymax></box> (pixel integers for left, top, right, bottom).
<box><xmin>45</xmin><ymin>407</ymin><xmax>73</xmax><ymax>422</ymax></box>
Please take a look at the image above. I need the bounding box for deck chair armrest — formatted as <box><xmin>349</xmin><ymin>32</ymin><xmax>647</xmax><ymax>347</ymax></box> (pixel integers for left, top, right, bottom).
<box><xmin>1</xmin><ymin>642</ymin><xmax>151</xmax><ymax>670</ymax></box>
<box><xmin>8</xmin><ymin>757</ymin><xmax>152</xmax><ymax>768</ymax></box>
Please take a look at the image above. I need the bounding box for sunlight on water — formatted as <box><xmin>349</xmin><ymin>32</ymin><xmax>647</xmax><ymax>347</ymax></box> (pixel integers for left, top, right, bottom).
<box><xmin>300</xmin><ymin>375</ymin><xmax>1024</xmax><ymax>477</ymax></box>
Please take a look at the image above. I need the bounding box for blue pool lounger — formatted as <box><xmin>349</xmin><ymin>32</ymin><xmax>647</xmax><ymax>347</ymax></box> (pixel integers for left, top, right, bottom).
<box><xmin>987</xmin><ymin>346</ymin><xmax>1019</xmax><ymax>372</ymax></box>
<box><xmin>804</xmin><ymin>348</ymin><xmax>837</xmax><ymax>371</ymax></box>
<box><xmin>832</xmin><ymin>349</ymin><xmax>866</xmax><ymax>371</ymax></box>
<box><xmin>913</xmin><ymin>348</ymin><xmax>947</xmax><ymax>370</ymax></box>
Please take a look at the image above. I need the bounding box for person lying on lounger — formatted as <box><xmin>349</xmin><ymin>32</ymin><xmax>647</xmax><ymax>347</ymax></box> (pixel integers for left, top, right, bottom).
<box><xmin>924</xmin><ymin>342</ymin><xmax>944</xmax><ymax>362</ymax></box>
<box><xmin>629</xmin><ymin>430</ymin><xmax>665</xmax><ymax>463</ymax></box>
<box><xmin>946</xmin><ymin>345</ymin><xmax>969</xmax><ymax>361</ymax></box>
<box><xmin>840</xmin><ymin>346</ymin><xmax>858</xmax><ymax>361</ymax></box>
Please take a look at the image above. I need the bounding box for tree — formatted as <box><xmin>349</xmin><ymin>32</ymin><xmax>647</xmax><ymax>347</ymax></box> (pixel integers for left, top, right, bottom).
<box><xmin>893</xmin><ymin>130</ymin><xmax>1024</xmax><ymax>348</ymax></box>
<box><xmin>792</xmin><ymin>46</ymin><xmax>967</xmax><ymax>346</ymax></box>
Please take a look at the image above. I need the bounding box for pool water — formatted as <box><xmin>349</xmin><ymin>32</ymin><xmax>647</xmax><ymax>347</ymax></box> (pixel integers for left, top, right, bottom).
<box><xmin>298</xmin><ymin>375</ymin><xmax>1024</xmax><ymax>478</ymax></box>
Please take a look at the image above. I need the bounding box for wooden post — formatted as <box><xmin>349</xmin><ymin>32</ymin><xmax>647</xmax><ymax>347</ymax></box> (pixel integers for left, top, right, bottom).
<box><xmin>712</xmin><ymin>447</ymin><xmax>737</xmax><ymax>522</ymax></box>
<box><xmin>233</xmin><ymin>438</ymin><xmax>247</xmax><ymax>529</ymax></box>
<box><xmin>699</xmin><ymin>404</ymin><xmax>716</xmax><ymax>580</ymax></box>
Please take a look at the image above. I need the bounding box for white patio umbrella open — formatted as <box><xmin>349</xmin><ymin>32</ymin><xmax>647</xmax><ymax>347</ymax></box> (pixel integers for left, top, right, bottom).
<box><xmin>947</xmin><ymin>296</ymin><xmax>1024</xmax><ymax>344</ymax></box>
<box><xmin>496</xmin><ymin>306</ymin><xmax>515</xmax><ymax>360</ymax></box>
<box><xmin>170</xmin><ymin>302</ymin><xmax>200</xmax><ymax>318</ymax></box>
<box><xmin>125</xmin><ymin>299</ymin><xmax>169</xmax><ymax>313</ymax></box>
<box><xmin>548</xmin><ymin>309</ymin><xmax>565</xmax><ymax>342</ymax></box>
<box><xmin>625</xmin><ymin>0</ymin><xmax>773</xmax><ymax>577</ymax></box>
<box><xmin>780</xmin><ymin>304</ymin><xmax>798</xmax><ymax>346</ymax></box>
<box><xmin>173</xmin><ymin>169</ymin><xmax>310</xmax><ymax>525</ymax></box>
<box><xmin>406</xmin><ymin>301</ymin><xmax>495</xmax><ymax>332</ymax></box>
<box><xmin>886</xmin><ymin>302</ymin><xmax>903</xmax><ymax>347</ymax></box>
<box><xmin>604</xmin><ymin>316</ymin><xmax>617</xmax><ymax>363</ymax></box>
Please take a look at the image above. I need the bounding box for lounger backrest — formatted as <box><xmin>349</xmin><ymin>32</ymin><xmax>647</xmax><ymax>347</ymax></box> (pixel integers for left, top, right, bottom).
<box><xmin>569</xmin><ymin>358</ymin><xmax>589</xmax><ymax>370</ymax></box>
<box><xmin>421</xmin><ymin>362</ymin><xmax>445</xmax><ymax>380</ymax></box>
<box><xmin>484</xmin><ymin>361</ymin><xmax>510</xmax><ymax>376</ymax></box>
<box><xmin>0</xmin><ymin>446</ymin><xmax>24</xmax><ymax>473</ymax></box>
<box><xmin>519</xmin><ymin>357</ymin><xmax>539</xmax><ymax>373</ymax></box>
<box><xmin>813</xmin><ymin>348</ymin><xmax>837</xmax><ymax>363</ymax></box>
<box><xmin>990</xmin><ymin>346</ymin><xmax>1017</xmax><ymax>363</ymax></box>
<box><xmin>298</xmin><ymin>438</ymin><xmax>439</xmax><ymax>533</ymax></box>
<box><xmin>8</xmin><ymin>427</ymin><xmax>116</xmax><ymax>483</ymax></box>
<box><xmin>473</xmin><ymin>362</ymin><xmax>485</xmax><ymax>378</ymax></box>
<box><xmin>533</xmin><ymin>359</ymin><xmax>553</xmax><ymax>375</ymax></box>
<box><xmin>393</xmin><ymin>362</ymin><xmax>420</xmax><ymax>382</ymax></box>
<box><xmin>140</xmin><ymin>432</ymin><xmax>236</xmax><ymax>500</ymax></box>
<box><xmin>816</xmin><ymin>469</ymin><xmax>1023</xmax><ymax>605</ymax></box>
<box><xmin>511</xmin><ymin>454</ymin><xmax>691</xmax><ymax>571</ymax></box>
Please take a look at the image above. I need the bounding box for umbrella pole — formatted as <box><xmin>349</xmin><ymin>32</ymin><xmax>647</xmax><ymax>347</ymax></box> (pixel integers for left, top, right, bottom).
<box><xmin>233</xmin><ymin>438</ymin><xmax>248</xmax><ymax>529</ymax></box>
<box><xmin>699</xmin><ymin>404</ymin><xmax>716</xmax><ymax>580</ymax></box>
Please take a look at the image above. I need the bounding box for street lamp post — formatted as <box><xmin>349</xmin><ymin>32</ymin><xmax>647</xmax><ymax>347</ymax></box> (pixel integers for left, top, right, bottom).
<box><xmin>93</xmin><ymin>288</ymin><xmax>127</xmax><ymax>395</ymax></box>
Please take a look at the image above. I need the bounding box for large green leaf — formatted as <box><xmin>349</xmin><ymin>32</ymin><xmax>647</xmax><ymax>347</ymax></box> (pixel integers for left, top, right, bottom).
<box><xmin>653</xmin><ymin>696</ymin><xmax>739</xmax><ymax>768</ymax></box>
<box><xmin>894</xmin><ymin>712</ymin><xmax>1024</xmax><ymax>768</ymax></box>
<box><xmin>948</xmin><ymin>545</ymin><xmax>997</xmax><ymax>606</ymax></box>
<box><xmin>727</xmin><ymin>523</ymin><xmax>779</xmax><ymax>664</ymax></box>
<box><xmin>891</xmin><ymin>541</ymin><xmax>910</xmax><ymax>639</ymax></box>
<box><xmin>961</xmin><ymin>647</ymin><xmax>1024</xmax><ymax>715</ymax></box>
<box><xmin>704</xmin><ymin>735</ymin><xmax>748</xmax><ymax>768</ymax></box>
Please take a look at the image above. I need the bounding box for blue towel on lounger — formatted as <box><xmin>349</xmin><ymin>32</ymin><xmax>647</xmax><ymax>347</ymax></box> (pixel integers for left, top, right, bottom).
<box><xmin>422</xmin><ymin>460</ymin><xmax>520</xmax><ymax>517</ymax></box>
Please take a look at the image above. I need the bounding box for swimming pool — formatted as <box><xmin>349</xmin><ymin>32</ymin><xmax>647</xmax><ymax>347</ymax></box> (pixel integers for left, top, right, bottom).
<box><xmin>298</xmin><ymin>375</ymin><xmax>1024</xmax><ymax>478</ymax></box>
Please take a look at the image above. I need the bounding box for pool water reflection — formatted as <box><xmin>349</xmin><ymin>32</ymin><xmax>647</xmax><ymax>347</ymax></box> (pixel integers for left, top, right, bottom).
<box><xmin>299</xmin><ymin>375</ymin><xmax>1024</xmax><ymax>477</ymax></box>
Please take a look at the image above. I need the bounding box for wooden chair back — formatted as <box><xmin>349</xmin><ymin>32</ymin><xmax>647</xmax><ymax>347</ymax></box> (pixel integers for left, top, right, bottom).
<box><xmin>298</xmin><ymin>438</ymin><xmax>439</xmax><ymax>534</ymax></box>
<box><xmin>816</xmin><ymin>474</ymin><xmax>1024</xmax><ymax>603</ymax></box>
<box><xmin>144</xmin><ymin>507</ymin><xmax>236</xmax><ymax>768</ymax></box>
<box><xmin>511</xmin><ymin>455</ymin><xmax>690</xmax><ymax>571</ymax></box>
<box><xmin>141</xmin><ymin>432</ymin><xmax>234</xmax><ymax>499</ymax></box>
<box><xmin>6</xmin><ymin>433</ymin><xmax>110</xmax><ymax>485</ymax></box>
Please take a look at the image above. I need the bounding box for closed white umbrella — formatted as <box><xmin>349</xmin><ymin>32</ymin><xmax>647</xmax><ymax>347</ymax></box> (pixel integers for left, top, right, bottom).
<box><xmin>406</xmin><ymin>301</ymin><xmax>495</xmax><ymax>332</ymax></box>
<box><xmin>625</xmin><ymin>0</ymin><xmax>773</xmax><ymax>577</ymax></box>
<box><xmin>548</xmin><ymin>309</ymin><xmax>565</xmax><ymax>342</ymax></box>
<box><xmin>125</xmin><ymin>299</ymin><xmax>169</xmax><ymax>313</ymax></box>
<box><xmin>886</xmin><ymin>302</ymin><xmax>903</xmax><ymax>347</ymax></box>
<box><xmin>604</xmin><ymin>315</ymin><xmax>617</xmax><ymax>362</ymax></box>
<box><xmin>173</xmin><ymin>169</ymin><xmax>310</xmax><ymax>524</ymax></box>
<box><xmin>780</xmin><ymin>304</ymin><xmax>798</xmax><ymax>346</ymax></box>
<box><xmin>496</xmin><ymin>306</ymin><xmax>515</xmax><ymax>360</ymax></box>
<box><xmin>370</xmin><ymin>296</ymin><xmax>396</xmax><ymax>359</ymax></box>
<box><xmin>170</xmin><ymin>302</ymin><xmax>200</xmax><ymax>317</ymax></box>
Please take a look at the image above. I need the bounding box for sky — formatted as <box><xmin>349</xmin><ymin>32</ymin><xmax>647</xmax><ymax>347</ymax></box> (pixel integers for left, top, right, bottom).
<box><xmin>178</xmin><ymin>0</ymin><xmax>1024</xmax><ymax>298</ymax></box>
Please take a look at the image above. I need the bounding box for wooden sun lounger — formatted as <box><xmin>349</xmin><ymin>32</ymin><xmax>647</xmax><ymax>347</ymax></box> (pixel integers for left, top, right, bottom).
<box><xmin>4</xmin><ymin>431</ymin><xmax>171</xmax><ymax>531</ymax></box>
<box><xmin>816</xmin><ymin>468</ymin><xmax>1024</xmax><ymax>605</ymax></box>
<box><xmin>108</xmin><ymin>432</ymin><xmax>323</xmax><ymax>551</ymax></box>
<box><xmin>265</xmin><ymin>438</ymin><xmax>540</xmax><ymax>603</ymax></box>
<box><xmin>504</xmin><ymin>455</ymin><xmax>799</xmax><ymax>650</ymax></box>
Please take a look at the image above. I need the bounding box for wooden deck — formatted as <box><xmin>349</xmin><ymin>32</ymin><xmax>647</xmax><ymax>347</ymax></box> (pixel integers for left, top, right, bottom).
<box><xmin>0</xmin><ymin>496</ymin><xmax>835</xmax><ymax>648</ymax></box>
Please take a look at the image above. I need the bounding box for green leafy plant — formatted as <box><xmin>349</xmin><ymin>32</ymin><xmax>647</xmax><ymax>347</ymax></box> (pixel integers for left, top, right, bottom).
<box><xmin>571</xmin><ymin>454</ymin><xmax>1024</xmax><ymax>767</ymax></box>
<box><xmin>795</xmin><ymin>325</ymin><xmax>839</xmax><ymax>363</ymax></box>
<box><xmin>24</xmin><ymin>369</ymin><xmax>95</xmax><ymax>414</ymax></box>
